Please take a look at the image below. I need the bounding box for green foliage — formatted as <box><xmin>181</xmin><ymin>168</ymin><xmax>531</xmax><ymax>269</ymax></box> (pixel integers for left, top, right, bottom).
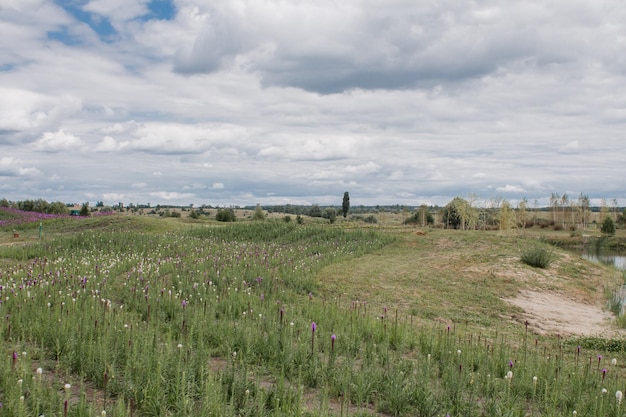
<box><xmin>351</xmin><ymin>214</ymin><xmax>378</xmax><ymax>224</ymax></box>
<box><xmin>441</xmin><ymin>197</ymin><xmax>477</xmax><ymax>230</ymax></box>
<box><xmin>324</xmin><ymin>207</ymin><xmax>337</xmax><ymax>224</ymax></box>
<box><xmin>601</xmin><ymin>216</ymin><xmax>616</xmax><ymax>236</ymax></box>
<box><xmin>2</xmin><ymin>220</ymin><xmax>626</xmax><ymax>417</ymax></box>
<box><xmin>520</xmin><ymin>243</ymin><xmax>555</xmax><ymax>268</ymax></box>
<box><xmin>188</xmin><ymin>209</ymin><xmax>201</xmax><ymax>219</ymax></box>
<box><xmin>79</xmin><ymin>202</ymin><xmax>90</xmax><ymax>217</ymax></box>
<box><xmin>404</xmin><ymin>205</ymin><xmax>434</xmax><ymax>225</ymax></box>
<box><xmin>342</xmin><ymin>191</ymin><xmax>350</xmax><ymax>218</ymax></box>
<box><xmin>216</xmin><ymin>208</ymin><xmax>237</xmax><ymax>222</ymax></box>
<box><xmin>252</xmin><ymin>204</ymin><xmax>266</xmax><ymax>221</ymax></box>
<box><xmin>283</xmin><ymin>215</ymin><xmax>291</xmax><ymax>223</ymax></box>
<box><xmin>309</xmin><ymin>204</ymin><xmax>322</xmax><ymax>217</ymax></box>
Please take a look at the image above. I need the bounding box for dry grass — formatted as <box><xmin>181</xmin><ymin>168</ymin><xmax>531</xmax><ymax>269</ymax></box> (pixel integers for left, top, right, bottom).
<box><xmin>314</xmin><ymin>227</ymin><xmax>620</xmax><ymax>335</ymax></box>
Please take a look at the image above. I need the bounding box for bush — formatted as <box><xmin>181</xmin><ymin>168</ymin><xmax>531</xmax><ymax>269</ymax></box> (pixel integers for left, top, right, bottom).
<box><xmin>216</xmin><ymin>208</ymin><xmax>236</xmax><ymax>222</ymax></box>
<box><xmin>601</xmin><ymin>216</ymin><xmax>616</xmax><ymax>236</ymax></box>
<box><xmin>520</xmin><ymin>244</ymin><xmax>555</xmax><ymax>268</ymax></box>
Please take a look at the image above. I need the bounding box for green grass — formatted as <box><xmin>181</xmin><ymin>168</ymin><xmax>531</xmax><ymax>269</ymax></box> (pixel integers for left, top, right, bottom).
<box><xmin>520</xmin><ymin>243</ymin><xmax>555</xmax><ymax>268</ymax></box>
<box><xmin>0</xmin><ymin>215</ymin><xmax>624</xmax><ymax>416</ymax></box>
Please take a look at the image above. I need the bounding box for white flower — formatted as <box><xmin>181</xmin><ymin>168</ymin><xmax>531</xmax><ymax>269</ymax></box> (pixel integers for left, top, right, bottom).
<box><xmin>506</xmin><ymin>371</ymin><xmax>513</xmax><ymax>380</ymax></box>
<box><xmin>177</xmin><ymin>344</ymin><xmax>183</xmax><ymax>349</ymax></box>
<box><xmin>457</xmin><ymin>350</ymin><xmax>461</xmax><ymax>355</ymax></box>
<box><xmin>64</xmin><ymin>383</ymin><xmax>71</xmax><ymax>391</ymax></box>
<box><xmin>602</xmin><ymin>388</ymin><xmax>608</xmax><ymax>394</ymax></box>
<box><xmin>532</xmin><ymin>376</ymin><xmax>538</xmax><ymax>384</ymax></box>
<box><xmin>17</xmin><ymin>379</ymin><xmax>23</xmax><ymax>386</ymax></box>
<box><xmin>612</xmin><ymin>358</ymin><xmax>618</xmax><ymax>366</ymax></box>
<box><xmin>572</xmin><ymin>411</ymin><xmax>577</xmax><ymax>416</ymax></box>
<box><xmin>36</xmin><ymin>368</ymin><xmax>43</xmax><ymax>376</ymax></box>
<box><xmin>617</xmin><ymin>390</ymin><xmax>623</xmax><ymax>405</ymax></box>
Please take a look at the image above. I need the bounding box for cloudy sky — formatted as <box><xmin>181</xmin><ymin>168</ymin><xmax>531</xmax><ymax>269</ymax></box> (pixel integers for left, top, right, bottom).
<box><xmin>1</xmin><ymin>0</ymin><xmax>625</xmax><ymax>208</ymax></box>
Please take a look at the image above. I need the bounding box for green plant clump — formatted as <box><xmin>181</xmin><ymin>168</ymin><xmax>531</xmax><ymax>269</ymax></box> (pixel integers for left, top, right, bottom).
<box><xmin>521</xmin><ymin>244</ymin><xmax>555</xmax><ymax>268</ymax></box>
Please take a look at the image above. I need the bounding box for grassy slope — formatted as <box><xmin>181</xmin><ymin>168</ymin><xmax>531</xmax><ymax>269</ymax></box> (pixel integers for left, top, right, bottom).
<box><xmin>2</xmin><ymin>215</ymin><xmax>619</xmax><ymax>335</ymax></box>
<box><xmin>315</xmin><ymin>228</ymin><xmax>618</xmax><ymax>334</ymax></box>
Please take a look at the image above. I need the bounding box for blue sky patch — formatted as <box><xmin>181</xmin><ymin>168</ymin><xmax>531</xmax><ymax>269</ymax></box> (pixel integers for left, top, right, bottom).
<box><xmin>54</xmin><ymin>1</ymin><xmax>117</xmax><ymax>43</ymax></box>
<box><xmin>147</xmin><ymin>0</ymin><xmax>175</xmax><ymax>21</ymax></box>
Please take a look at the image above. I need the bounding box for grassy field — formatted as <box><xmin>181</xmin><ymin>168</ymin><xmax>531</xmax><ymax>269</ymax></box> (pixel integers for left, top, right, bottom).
<box><xmin>1</xmin><ymin>213</ymin><xmax>626</xmax><ymax>416</ymax></box>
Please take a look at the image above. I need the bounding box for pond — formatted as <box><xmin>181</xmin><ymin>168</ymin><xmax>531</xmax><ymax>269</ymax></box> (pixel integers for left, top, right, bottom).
<box><xmin>582</xmin><ymin>252</ymin><xmax>626</xmax><ymax>270</ymax></box>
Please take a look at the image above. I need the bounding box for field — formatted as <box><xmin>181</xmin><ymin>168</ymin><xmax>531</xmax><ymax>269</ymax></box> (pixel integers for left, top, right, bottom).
<box><xmin>1</xmin><ymin>212</ymin><xmax>626</xmax><ymax>416</ymax></box>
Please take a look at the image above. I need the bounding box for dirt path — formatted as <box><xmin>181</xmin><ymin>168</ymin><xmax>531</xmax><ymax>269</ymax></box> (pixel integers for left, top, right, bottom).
<box><xmin>506</xmin><ymin>290</ymin><xmax>626</xmax><ymax>338</ymax></box>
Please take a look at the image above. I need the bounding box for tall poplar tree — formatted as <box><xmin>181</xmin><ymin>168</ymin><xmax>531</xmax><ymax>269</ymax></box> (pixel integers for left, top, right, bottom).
<box><xmin>342</xmin><ymin>192</ymin><xmax>350</xmax><ymax>218</ymax></box>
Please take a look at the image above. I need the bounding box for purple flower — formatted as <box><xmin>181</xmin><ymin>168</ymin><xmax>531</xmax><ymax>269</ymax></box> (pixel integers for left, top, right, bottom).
<box><xmin>509</xmin><ymin>360</ymin><xmax>514</xmax><ymax>368</ymax></box>
<box><xmin>181</xmin><ymin>300</ymin><xmax>187</xmax><ymax>309</ymax></box>
<box><xmin>311</xmin><ymin>322</ymin><xmax>316</xmax><ymax>332</ymax></box>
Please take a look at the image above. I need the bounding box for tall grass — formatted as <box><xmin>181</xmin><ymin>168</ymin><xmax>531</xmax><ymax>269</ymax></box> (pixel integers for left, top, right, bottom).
<box><xmin>521</xmin><ymin>243</ymin><xmax>555</xmax><ymax>268</ymax></box>
<box><xmin>0</xmin><ymin>220</ymin><xmax>624</xmax><ymax>416</ymax></box>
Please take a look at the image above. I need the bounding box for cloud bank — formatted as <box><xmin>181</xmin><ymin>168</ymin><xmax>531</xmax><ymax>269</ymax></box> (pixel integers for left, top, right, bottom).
<box><xmin>0</xmin><ymin>0</ymin><xmax>625</xmax><ymax>207</ymax></box>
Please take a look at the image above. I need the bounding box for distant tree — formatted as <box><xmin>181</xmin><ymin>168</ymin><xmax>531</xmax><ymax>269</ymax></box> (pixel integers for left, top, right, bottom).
<box><xmin>96</xmin><ymin>201</ymin><xmax>104</xmax><ymax>208</ymax></box>
<box><xmin>252</xmin><ymin>204</ymin><xmax>266</xmax><ymax>221</ymax></box>
<box><xmin>601</xmin><ymin>216</ymin><xmax>616</xmax><ymax>236</ymax></box>
<box><xmin>560</xmin><ymin>193</ymin><xmax>568</xmax><ymax>228</ymax></box>
<box><xmin>497</xmin><ymin>200</ymin><xmax>515</xmax><ymax>230</ymax></box>
<box><xmin>216</xmin><ymin>208</ymin><xmax>236</xmax><ymax>222</ymax></box>
<box><xmin>342</xmin><ymin>192</ymin><xmax>350</xmax><ymax>218</ymax></box>
<box><xmin>441</xmin><ymin>197</ymin><xmax>477</xmax><ymax>230</ymax></box>
<box><xmin>404</xmin><ymin>205</ymin><xmax>434</xmax><ymax>226</ymax></box>
<box><xmin>518</xmin><ymin>197</ymin><xmax>528</xmax><ymax>228</ymax></box>
<box><xmin>309</xmin><ymin>204</ymin><xmax>323</xmax><ymax>217</ymax></box>
<box><xmin>49</xmin><ymin>201</ymin><xmax>69</xmax><ymax>215</ymax></box>
<box><xmin>578</xmin><ymin>193</ymin><xmax>590</xmax><ymax>229</ymax></box>
<box><xmin>324</xmin><ymin>207</ymin><xmax>337</xmax><ymax>224</ymax></box>
<box><xmin>80</xmin><ymin>202</ymin><xmax>90</xmax><ymax>217</ymax></box>
<box><xmin>0</xmin><ymin>197</ymin><xmax>9</xmax><ymax>208</ymax></box>
<box><xmin>550</xmin><ymin>192</ymin><xmax>560</xmax><ymax>224</ymax></box>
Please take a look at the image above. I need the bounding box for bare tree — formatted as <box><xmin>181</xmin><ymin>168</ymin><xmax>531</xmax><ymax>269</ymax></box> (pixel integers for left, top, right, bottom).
<box><xmin>561</xmin><ymin>193</ymin><xmax>568</xmax><ymax>228</ymax></box>
<box><xmin>550</xmin><ymin>192</ymin><xmax>560</xmax><ymax>225</ymax></box>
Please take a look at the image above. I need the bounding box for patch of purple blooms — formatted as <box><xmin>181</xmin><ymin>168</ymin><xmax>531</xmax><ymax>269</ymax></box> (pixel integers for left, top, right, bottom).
<box><xmin>0</xmin><ymin>207</ymin><xmax>112</xmax><ymax>227</ymax></box>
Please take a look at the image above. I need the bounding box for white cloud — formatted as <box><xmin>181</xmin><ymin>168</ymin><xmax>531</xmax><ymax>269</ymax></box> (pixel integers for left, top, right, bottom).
<box><xmin>496</xmin><ymin>184</ymin><xmax>527</xmax><ymax>193</ymax></box>
<box><xmin>32</xmin><ymin>129</ymin><xmax>84</xmax><ymax>152</ymax></box>
<box><xmin>1</xmin><ymin>0</ymin><xmax>626</xmax><ymax>206</ymax></box>
<box><xmin>559</xmin><ymin>140</ymin><xmax>580</xmax><ymax>153</ymax></box>
<box><xmin>150</xmin><ymin>191</ymin><xmax>195</xmax><ymax>200</ymax></box>
<box><xmin>103</xmin><ymin>193</ymin><xmax>126</xmax><ymax>201</ymax></box>
<box><xmin>94</xmin><ymin>136</ymin><xmax>128</xmax><ymax>152</ymax></box>
<box><xmin>0</xmin><ymin>156</ymin><xmax>40</xmax><ymax>177</ymax></box>
<box><xmin>83</xmin><ymin>0</ymin><xmax>151</xmax><ymax>24</ymax></box>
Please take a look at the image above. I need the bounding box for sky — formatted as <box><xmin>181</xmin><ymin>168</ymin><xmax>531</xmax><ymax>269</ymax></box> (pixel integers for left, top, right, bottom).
<box><xmin>1</xmin><ymin>0</ymin><xmax>625</xmax><ymax>208</ymax></box>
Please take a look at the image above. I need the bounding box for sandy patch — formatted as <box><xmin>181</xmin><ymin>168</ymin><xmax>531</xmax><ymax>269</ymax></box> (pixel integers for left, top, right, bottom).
<box><xmin>506</xmin><ymin>290</ymin><xmax>626</xmax><ymax>338</ymax></box>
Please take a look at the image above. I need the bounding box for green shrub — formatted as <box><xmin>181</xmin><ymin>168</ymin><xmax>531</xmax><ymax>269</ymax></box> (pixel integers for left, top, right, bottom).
<box><xmin>601</xmin><ymin>216</ymin><xmax>616</xmax><ymax>236</ymax></box>
<box><xmin>216</xmin><ymin>208</ymin><xmax>236</xmax><ymax>222</ymax></box>
<box><xmin>520</xmin><ymin>244</ymin><xmax>555</xmax><ymax>268</ymax></box>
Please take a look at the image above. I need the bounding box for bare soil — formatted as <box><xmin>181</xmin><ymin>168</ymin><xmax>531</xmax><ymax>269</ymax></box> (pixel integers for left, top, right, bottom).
<box><xmin>506</xmin><ymin>290</ymin><xmax>626</xmax><ymax>338</ymax></box>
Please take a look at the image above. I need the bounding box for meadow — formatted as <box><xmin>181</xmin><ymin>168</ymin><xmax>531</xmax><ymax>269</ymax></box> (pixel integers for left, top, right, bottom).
<box><xmin>1</xmin><ymin>211</ymin><xmax>626</xmax><ymax>416</ymax></box>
